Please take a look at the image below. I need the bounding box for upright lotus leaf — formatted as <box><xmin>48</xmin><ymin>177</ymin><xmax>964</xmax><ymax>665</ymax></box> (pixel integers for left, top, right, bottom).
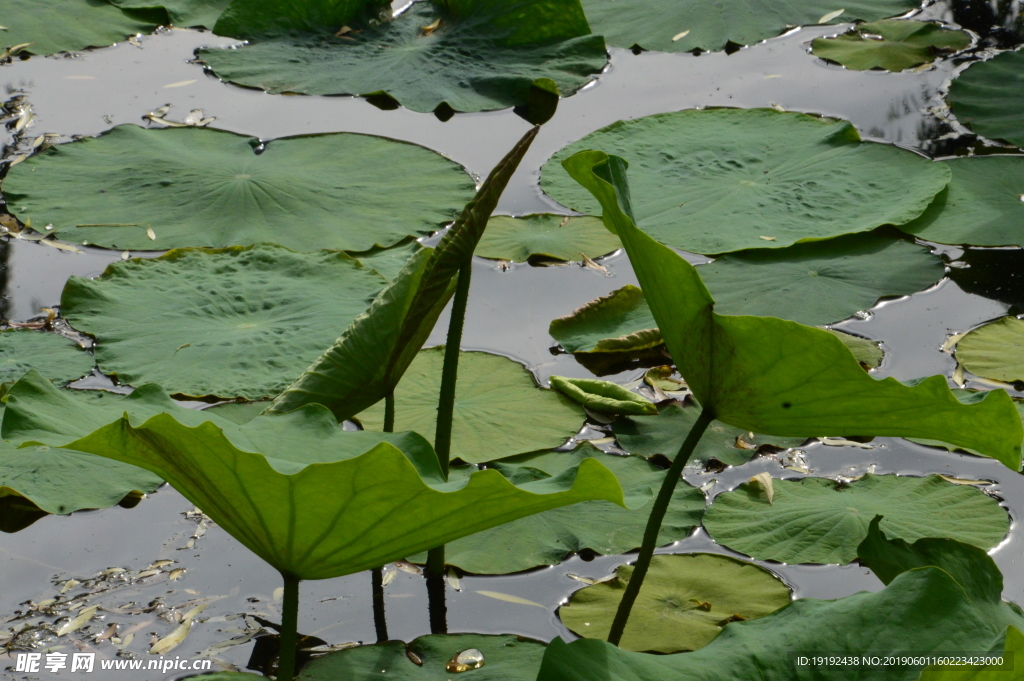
<box><xmin>61</xmin><ymin>244</ymin><xmax>386</xmax><ymax>400</ymax></box>
<box><xmin>107</xmin><ymin>0</ymin><xmax>231</xmax><ymax>28</ymax></box>
<box><xmin>297</xmin><ymin>634</ymin><xmax>546</xmax><ymax>681</ymax></box>
<box><xmin>562</xmin><ymin>150</ymin><xmax>1021</xmax><ymax>469</ymax></box>
<box><xmin>427</xmin><ymin>444</ymin><xmax>705</xmax><ymax>573</ymax></box>
<box><xmin>357</xmin><ymin>348</ymin><xmax>584</xmax><ymax>463</ymax></box>
<box><xmin>0</xmin><ymin>0</ymin><xmax>160</xmax><ymax>56</ymax></box>
<box><xmin>578</xmin><ymin>0</ymin><xmax>917</xmax><ymax>53</ymax></box>
<box><xmin>901</xmin><ymin>157</ymin><xmax>1024</xmax><ymax>246</ymax></box>
<box><xmin>559</xmin><ymin>554</ymin><xmax>792</xmax><ymax>653</ymax></box>
<box><xmin>920</xmin><ymin>626</ymin><xmax>1023</xmax><ymax>679</ymax></box>
<box><xmin>956</xmin><ymin>317</ymin><xmax>1024</xmax><ymax>383</ymax></box>
<box><xmin>198</xmin><ymin>0</ymin><xmax>607</xmax><ymax>113</ymax></box>
<box><xmin>704</xmin><ymin>474</ymin><xmax>1009</xmax><ymax>564</ymax></box>
<box><xmin>811</xmin><ymin>20</ymin><xmax>971</xmax><ymax>72</ymax></box>
<box><xmin>0</xmin><ymin>330</ymin><xmax>93</xmax><ymax>386</ymax></box>
<box><xmin>268</xmin><ymin>127</ymin><xmax>540</xmax><ymax>421</ymax></box>
<box><xmin>477</xmin><ymin>215</ymin><xmax>622</xmax><ymax>262</ymax></box>
<box><xmin>543</xmin><ymin>110</ymin><xmax>951</xmax><ymax>255</ymax></box>
<box><xmin>535</xmin><ymin>526</ymin><xmax>1024</xmax><ymax>681</ymax></box>
<box><xmin>550</xmin><ymin>376</ymin><xmax>657</xmax><ymax>415</ymax></box>
<box><xmin>2</xmin><ymin>125</ymin><xmax>474</xmax><ymax>252</ymax></box>
<box><xmin>948</xmin><ymin>50</ymin><xmax>1024</xmax><ymax>148</ymax></box>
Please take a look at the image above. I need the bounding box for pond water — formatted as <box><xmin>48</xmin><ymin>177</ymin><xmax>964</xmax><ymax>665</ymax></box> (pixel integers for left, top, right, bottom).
<box><xmin>0</xmin><ymin>1</ymin><xmax>1022</xmax><ymax>678</ymax></box>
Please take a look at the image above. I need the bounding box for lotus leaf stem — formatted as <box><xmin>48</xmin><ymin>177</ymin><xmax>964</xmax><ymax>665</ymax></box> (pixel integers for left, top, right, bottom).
<box><xmin>278</xmin><ymin>572</ymin><xmax>300</xmax><ymax>681</ymax></box>
<box><xmin>434</xmin><ymin>261</ymin><xmax>473</xmax><ymax>477</ymax></box>
<box><xmin>384</xmin><ymin>391</ymin><xmax>395</xmax><ymax>434</ymax></box>
<box><xmin>371</xmin><ymin>567</ymin><xmax>388</xmax><ymax>642</ymax></box>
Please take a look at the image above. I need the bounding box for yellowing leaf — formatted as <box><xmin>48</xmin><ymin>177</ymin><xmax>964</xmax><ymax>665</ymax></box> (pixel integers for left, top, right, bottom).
<box><xmin>671</xmin><ymin>29</ymin><xmax>690</xmax><ymax>41</ymax></box>
<box><xmin>819</xmin><ymin>8</ymin><xmax>846</xmax><ymax>23</ymax></box>
<box><xmin>58</xmin><ymin>605</ymin><xmax>98</xmax><ymax>636</ymax></box>
<box><xmin>749</xmin><ymin>472</ymin><xmax>774</xmax><ymax>505</ymax></box>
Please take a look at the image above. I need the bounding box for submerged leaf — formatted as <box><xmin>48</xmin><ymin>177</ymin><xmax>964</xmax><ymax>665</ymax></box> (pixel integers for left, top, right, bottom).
<box><xmin>550</xmin><ymin>376</ymin><xmax>657</xmax><ymax>415</ymax></box>
<box><xmin>812</xmin><ymin>20</ymin><xmax>970</xmax><ymax>72</ymax></box>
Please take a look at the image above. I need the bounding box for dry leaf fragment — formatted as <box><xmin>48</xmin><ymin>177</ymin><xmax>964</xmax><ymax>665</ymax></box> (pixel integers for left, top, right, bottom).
<box><xmin>149</xmin><ymin>559</ymin><xmax>174</xmax><ymax>569</ymax></box>
<box><xmin>938</xmin><ymin>474</ymin><xmax>993</xmax><ymax>486</ymax></box>
<box><xmin>95</xmin><ymin>623</ymin><xmax>118</xmax><ymax>642</ymax></box>
<box><xmin>445</xmin><ymin>567</ymin><xmax>462</xmax><ymax>591</ymax></box>
<box><xmin>121</xmin><ymin>251</ymin><xmax>130</xmax><ymax>260</ymax></box>
<box><xmin>734</xmin><ymin>435</ymin><xmax>756</xmax><ymax>450</ymax></box>
<box><xmin>818</xmin><ymin>8</ymin><xmax>845</xmax><ymax>23</ymax></box>
<box><xmin>150</xmin><ymin>603</ymin><xmax>207</xmax><ymax>654</ymax></box>
<box><xmin>169</xmin><ymin>568</ymin><xmax>186</xmax><ymax>581</ymax></box>
<box><xmin>475</xmin><ymin>591</ymin><xmax>545</xmax><ymax>608</ymax></box>
<box><xmin>820</xmin><ymin>437</ymin><xmax>875</xmax><ymax>449</ymax></box>
<box><xmin>580</xmin><ymin>253</ymin><xmax>609</xmax><ymax>274</ymax></box>
<box><xmin>952</xmin><ymin>362</ymin><xmax>966</xmax><ymax>387</ymax></box>
<box><xmin>381</xmin><ymin>565</ymin><xmax>397</xmax><ymax>586</ymax></box>
<box><xmin>395</xmin><ymin>560</ymin><xmax>422</xmax><ymax>575</ymax></box>
<box><xmin>38</xmin><ymin>238</ymin><xmax>83</xmax><ymax>253</ymax></box>
<box><xmin>60</xmin><ymin>579</ymin><xmax>81</xmax><ymax>594</ymax></box>
<box><xmin>749</xmin><ymin>472</ymin><xmax>774</xmax><ymax>505</ymax></box>
<box><xmin>559</xmin><ymin>215</ymin><xmax>571</xmax><ymax>226</ymax></box>
<box><xmin>335</xmin><ymin>25</ymin><xmax>353</xmax><ymax>36</ymax></box>
<box><xmin>671</xmin><ymin>30</ymin><xmax>690</xmax><ymax>41</ymax></box>
<box><xmin>759</xmin><ymin>235</ymin><xmax>776</xmax><ymax>241</ymax></box>
<box><xmin>422</xmin><ymin>18</ymin><xmax>442</xmax><ymax>35</ymax></box>
<box><xmin>57</xmin><ymin>605</ymin><xmax>98</xmax><ymax>636</ymax></box>
<box><xmin>146</xmin><ymin>227</ymin><xmax>156</xmax><ymax>241</ymax></box>
<box><xmin>163</xmin><ymin>79</ymin><xmax>196</xmax><ymax>89</ymax></box>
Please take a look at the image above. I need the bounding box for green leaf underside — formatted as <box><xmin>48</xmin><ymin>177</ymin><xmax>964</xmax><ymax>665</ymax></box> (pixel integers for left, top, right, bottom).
<box><xmin>902</xmin><ymin>156</ymin><xmax>1024</xmax><ymax>246</ymax></box>
<box><xmin>108</xmin><ymin>0</ymin><xmax>231</xmax><ymax>28</ymax></box>
<box><xmin>7</xmin><ymin>372</ymin><xmax>625</xmax><ymax>580</ymax></box>
<box><xmin>957</xmin><ymin>316</ymin><xmax>1024</xmax><ymax>383</ymax></box>
<box><xmin>549</xmin><ymin>376</ymin><xmax>657</xmax><ymax>415</ymax></box>
<box><xmin>563</xmin><ymin>150</ymin><xmax>1021</xmax><ymax>469</ymax></box>
<box><xmin>614</xmin><ymin>403</ymin><xmax>806</xmax><ymax>468</ymax></box>
<box><xmin>704</xmin><ymin>474</ymin><xmax>1009</xmax><ymax>565</ymax></box>
<box><xmin>477</xmin><ymin>214</ymin><xmax>622</xmax><ymax>261</ymax></box>
<box><xmin>298</xmin><ymin>634</ymin><xmax>546</xmax><ymax>681</ymax></box>
<box><xmin>543</xmin><ymin>109</ymin><xmax>951</xmax><ymax>255</ymax></box>
<box><xmin>0</xmin><ymin>0</ymin><xmax>159</xmax><ymax>56</ymax></box>
<box><xmin>811</xmin><ymin>20</ymin><xmax>970</xmax><ymax>72</ymax></box>
<box><xmin>920</xmin><ymin>626</ymin><xmax>1024</xmax><ymax>679</ymax></box>
<box><xmin>0</xmin><ymin>330</ymin><xmax>93</xmax><ymax>386</ymax></box>
<box><xmin>3</xmin><ymin>125</ymin><xmax>474</xmax><ymax>252</ymax></box>
<box><xmin>559</xmin><ymin>554</ymin><xmax>791</xmax><ymax>653</ymax></box>
<box><xmin>357</xmin><ymin>348</ymin><xmax>585</xmax><ymax>463</ymax></box>
<box><xmin>578</xmin><ymin>0</ymin><xmax>917</xmax><ymax>53</ymax></box>
<box><xmin>414</xmin><ymin>444</ymin><xmax>704</xmax><ymax>574</ymax></box>
<box><xmin>536</xmin><ymin>527</ymin><xmax>1024</xmax><ymax>681</ymax></box>
<box><xmin>199</xmin><ymin>1</ymin><xmax>607</xmax><ymax>113</ymax></box>
<box><xmin>61</xmin><ymin>243</ymin><xmax>386</xmax><ymax>400</ymax></box>
<box><xmin>948</xmin><ymin>50</ymin><xmax>1024</xmax><ymax>148</ymax></box>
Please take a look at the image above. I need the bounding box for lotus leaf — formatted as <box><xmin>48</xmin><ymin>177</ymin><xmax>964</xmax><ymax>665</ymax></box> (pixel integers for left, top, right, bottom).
<box><xmin>61</xmin><ymin>243</ymin><xmax>386</xmax><ymax>400</ymax></box>
<box><xmin>198</xmin><ymin>0</ymin><xmax>607</xmax><ymax>113</ymax></box>
<box><xmin>811</xmin><ymin>20</ymin><xmax>971</xmax><ymax>72</ymax></box>
<box><xmin>351</xmin><ymin>240</ymin><xmax>425</xmax><ymax>282</ymax></box>
<box><xmin>0</xmin><ymin>330</ymin><xmax>93</xmax><ymax>386</ymax></box>
<box><xmin>559</xmin><ymin>554</ymin><xmax>791</xmax><ymax>653</ymax></box>
<box><xmin>420</xmin><ymin>444</ymin><xmax>704</xmax><ymax>574</ymax></box>
<box><xmin>477</xmin><ymin>215</ymin><xmax>622</xmax><ymax>262</ymax></box>
<box><xmin>551</xmin><ymin>285</ymin><xmax>660</xmax><ymax>354</ymax></box>
<box><xmin>948</xmin><ymin>50</ymin><xmax>1024</xmax><ymax>148</ymax></box>
<box><xmin>578</xmin><ymin>0</ymin><xmax>917</xmax><ymax>53</ymax></box>
<box><xmin>549</xmin><ymin>375</ymin><xmax>657</xmax><ymax>415</ymax></box>
<box><xmin>213</xmin><ymin>0</ymin><xmax>390</xmax><ymax>38</ymax></box>
<box><xmin>108</xmin><ymin>0</ymin><xmax>231</xmax><ymax>28</ymax></box>
<box><xmin>298</xmin><ymin>634</ymin><xmax>545</xmax><ymax>680</ymax></box>
<box><xmin>357</xmin><ymin>348</ymin><xmax>584</xmax><ymax>463</ymax></box>
<box><xmin>562</xmin><ymin>150</ymin><xmax>1021</xmax><ymax>468</ymax></box>
<box><xmin>614</xmin><ymin>403</ymin><xmax>806</xmax><ymax>468</ymax></box>
<box><xmin>535</xmin><ymin>523</ymin><xmax>1024</xmax><ymax>681</ymax></box>
<box><xmin>3</xmin><ymin>125</ymin><xmax>474</xmax><ymax>252</ymax></box>
<box><xmin>956</xmin><ymin>316</ymin><xmax>1024</xmax><ymax>383</ymax></box>
<box><xmin>0</xmin><ymin>0</ymin><xmax>159</xmax><ymax>56</ymax></box>
<box><xmin>704</xmin><ymin>474</ymin><xmax>1009</xmax><ymax>564</ymax></box>
<box><xmin>901</xmin><ymin>156</ymin><xmax>1024</xmax><ymax>247</ymax></box>
<box><xmin>205</xmin><ymin>400</ymin><xmax>270</xmax><ymax>425</ymax></box>
<box><xmin>543</xmin><ymin>110</ymin><xmax>951</xmax><ymax>255</ymax></box>
<box><xmin>920</xmin><ymin>626</ymin><xmax>1023</xmax><ymax>679</ymax></box>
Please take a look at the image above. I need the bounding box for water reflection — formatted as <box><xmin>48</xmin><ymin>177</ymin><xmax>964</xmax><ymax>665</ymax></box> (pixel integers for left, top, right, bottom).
<box><xmin>939</xmin><ymin>0</ymin><xmax>1023</xmax><ymax>48</ymax></box>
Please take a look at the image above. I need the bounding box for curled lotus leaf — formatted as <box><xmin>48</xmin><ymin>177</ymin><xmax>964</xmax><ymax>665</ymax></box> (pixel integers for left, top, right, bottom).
<box><xmin>550</xmin><ymin>375</ymin><xmax>657</xmax><ymax>415</ymax></box>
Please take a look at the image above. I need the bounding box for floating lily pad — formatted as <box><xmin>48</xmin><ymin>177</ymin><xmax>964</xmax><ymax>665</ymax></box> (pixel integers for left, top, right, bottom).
<box><xmin>578</xmin><ymin>0</ymin><xmax>917</xmax><ymax>53</ymax></box>
<box><xmin>0</xmin><ymin>330</ymin><xmax>92</xmax><ymax>386</ymax></box>
<box><xmin>2</xmin><ymin>125</ymin><xmax>475</xmax><ymax>252</ymax></box>
<box><xmin>550</xmin><ymin>285</ymin><xmax>660</xmax><ymax>354</ymax></box>
<box><xmin>704</xmin><ymin>474</ymin><xmax>1009</xmax><ymax>564</ymax></box>
<box><xmin>476</xmin><ymin>215</ymin><xmax>622</xmax><ymax>262</ymax></box>
<box><xmin>901</xmin><ymin>156</ymin><xmax>1024</xmax><ymax>247</ymax></box>
<box><xmin>357</xmin><ymin>348</ymin><xmax>585</xmax><ymax>463</ymax></box>
<box><xmin>108</xmin><ymin>0</ymin><xmax>231</xmax><ymax>28</ymax></box>
<box><xmin>948</xmin><ymin>50</ymin><xmax>1024</xmax><ymax>148</ymax></box>
<box><xmin>542</xmin><ymin>109</ymin><xmax>951</xmax><ymax>255</ymax></box>
<box><xmin>298</xmin><ymin>634</ymin><xmax>546</xmax><ymax>681</ymax></box>
<box><xmin>350</xmin><ymin>239</ymin><xmax>425</xmax><ymax>282</ymax></box>
<box><xmin>1</xmin><ymin>0</ymin><xmax>160</xmax><ymax>56</ymax></box>
<box><xmin>812</xmin><ymin>20</ymin><xmax>971</xmax><ymax>72</ymax></box>
<box><xmin>61</xmin><ymin>244</ymin><xmax>386</xmax><ymax>400</ymax></box>
<box><xmin>427</xmin><ymin>444</ymin><xmax>705</xmax><ymax>574</ymax></box>
<box><xmin>614</xmin><ymin>403</ymin><xmax>806</xmax><ymax>468</ymax></box>
<box><xmin>199</xmin><ymin>0</ymin><xmax>607</xmax><ymax>113</ymax></box>
<box><xmin>956</xmin><ymin>316</ymin><xmax>1024</xmax><ymax>383</ymax></box>
<box><xmin>559</xmin><ymin>554</ymin><xmax>791</xmax><ymax>653</ymax></box>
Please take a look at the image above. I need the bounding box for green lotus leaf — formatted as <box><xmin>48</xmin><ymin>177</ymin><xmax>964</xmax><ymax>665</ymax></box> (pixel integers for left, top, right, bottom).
<box><xmin>418</xmin><ymin>443</ymin><xmax>704</xmax><ymax>574</ymax></box>
<box><xmin>0</xmin><ymin>0</ymin><xmax>160</xmax><ymax>56</ymax></box>
<box><xmin>198</xmin><ymin>0</ymin><xmax>607</xmax><ymax>114</ymax></box>
<box><xmin>920</xmin><ymin>626</ymin><xmax>1023</xmax><ymax>679</ymax></box>
<box><xmin>614</xmin><ymin>403</ymin><xmax>806</xmax><ymax>468</ymax></box>
<box><xmin>2</xmin><ymin>125</ymin><xmax>474</xmax><ymax>252</ymax></box>
<box><xmin>297</xmin><ymin>634</ymin><xmax>545</xmax><ymax>681</ymax></box>
<box><xmin>543</xmin><ymin>110</ymin><xmax>951</xmax><ymax>255</ymax></box>
<box><xmin>948</xmin><ymin>50</ymin><xmax>1024</xmax><ymax>148</ymax></box>
<box><xmin>908</xmin><ymin>398</ymin><xmax>1024</xmax><ymax>460</ymax></box>
<box><xmin>550</xmin><ymin>285</ymin><xmax>661</xmax><ymax>354</ymax></box>
<box><xmin>830</xmin><ymin>329</ymin><xmax>884</xmax><ymax>368</ymax></box>
<box><xmin>704</xmin><ymin>474</ymin><xmax>1009</xmax><ymax>565</ymax></box>
<box><xmin>60</xmin><ymin>243</ymin><xmax>386</xmax><ymax>400</ymax></box>
<box><xmin>0</xmin><ymin>330</ymin><xmax>93</xmax><ymax>386</ymax></box>
<box><xmin>956</xmin><ymin>316</ymin><xmax>1024</xmax><ymax>383</ymax></box>
<box><xmin>578</xmin><ymin>0</ymin><xmax>916</xmax><ymax>53</ymax></box>
<box><xmin>357</xmin><ymin>348</ymin><xmax>584</xmax><ymax>463</ymax></box>
<box><xmin>562</xmin><ymin>150</ymin><xmax>1021</xmax><ymax>469</ymax></box>
<box><xmin>213</xmin><ymin>0</ymin><xmax>390</xmax><ymax>38</ymax></box>
<box><xmin>536</xmin><ymin>524</ymin><xmax>1024</xmax><ymax>681</ymax></box>
<box><xmin>476</xmin><ymin>214</ymin><xmax>622</xmax><ymax>262</ymax></box>
<box><xmin>107</xmin><ymin>0</ymin><xmax>231</xmax><ymax>28</ymax></box>
<box><xmin>550</xmin><ymin>375</ymin><xmax>657</xmax><ymax>415</ymax></box>
<box><xmin>559</xmin><ymin>554</ymin><xmax>791</xmax><ymax>653</ymax></box>
<box><xmin>901</xmin><ymin>157</ymin><xmax>1024</xmax><ymax>247</ymax></box>
<box><xmin>811</xmin><ymin>20</ymin><xmax>971</xmax><ymax>72</ymax></box>
<box><xmin>350</xmin><ymin>240</ymin><xmax>425</xmax><ymax>282</ymax></box>
<box><xmin>204</xmin><ymin>400</ymin><xmax>270</xmax><ymax>425</ymax></box>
